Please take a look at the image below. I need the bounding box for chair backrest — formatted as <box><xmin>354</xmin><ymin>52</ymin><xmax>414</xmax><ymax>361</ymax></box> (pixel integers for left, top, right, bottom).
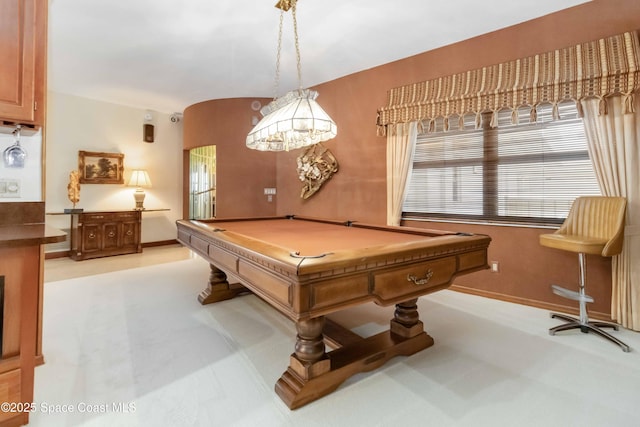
<box><xmin>557</xmin><ymin>196</ymin><xmax>627</xmax><ymax>256</ymax></box>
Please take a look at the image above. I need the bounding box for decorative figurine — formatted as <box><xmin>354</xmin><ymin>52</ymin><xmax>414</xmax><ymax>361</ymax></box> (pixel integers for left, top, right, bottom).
<box><xmin>64</xmin><ymin>170</ymin><xmax>83</xmax><ymax>213</ymax></box>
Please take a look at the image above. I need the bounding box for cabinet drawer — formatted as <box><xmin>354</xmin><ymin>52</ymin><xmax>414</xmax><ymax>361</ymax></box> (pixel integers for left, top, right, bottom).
<box><xmin>111</xmin><ymin>212</ymin><xmax>139</xmax><ymax>220</ymax></box>
<box><xmin>373</xmin><ymin>257</ymin><xmax>457</xmax><ymax>301</ymax></box>
<box><xmin>81</xmin><ymin>212</ymin><xmax>138</xmax><ymax>222</ymax></box>
<box><xmin>81</xmin><ymin>213</ymin><xmax>109</xmax><ymax>222</ymax></box>
<box><xmin>0</xmin><ymin>369</ymin><xmax>21</xmax><ymax>422</ymax></box>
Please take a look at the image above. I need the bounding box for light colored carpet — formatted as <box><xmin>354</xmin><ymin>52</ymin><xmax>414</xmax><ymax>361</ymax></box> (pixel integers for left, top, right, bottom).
<box><xmin>31</xmin><ymin>257</ymin><xmax>640</xmax><ymax>427</ymax></box>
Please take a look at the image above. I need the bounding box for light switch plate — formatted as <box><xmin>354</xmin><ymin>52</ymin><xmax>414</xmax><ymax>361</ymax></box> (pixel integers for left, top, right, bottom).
<box><xmin>0</xmin><ymin>178</ymin><xmax>20</xmax><ymax>198</ymax></box>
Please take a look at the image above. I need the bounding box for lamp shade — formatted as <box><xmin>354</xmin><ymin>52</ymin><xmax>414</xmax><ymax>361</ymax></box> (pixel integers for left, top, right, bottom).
<box><xmin>127</xmin><ymin>170</ymin><xmax>152</xmax><ymax>188</ymax></box>
<box><xmin>245</xmin><ymin>2</ymin><xmax>338</xmax><ymax>152</ymax></box>
<box><xmin>246</xmin><ymin>89</ymin><xmax>337</xmax><ymax>152</ymax></box>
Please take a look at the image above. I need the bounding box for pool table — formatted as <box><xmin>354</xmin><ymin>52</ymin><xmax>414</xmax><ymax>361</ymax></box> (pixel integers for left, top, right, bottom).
<box><xmin>176</xmin><ymin>215</ymin><xmax>491</xmax><ymax>409</ymax></box>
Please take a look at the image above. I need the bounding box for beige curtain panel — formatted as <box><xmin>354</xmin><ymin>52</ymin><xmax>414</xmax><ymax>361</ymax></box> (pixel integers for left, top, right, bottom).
<box><xmin>581</xmin><ymin>96</ymin><xmax>640</xmax><ymax>331</ymax></box>
<box><xmin>377</xmin><ymin>31</ymin><xmax>640</xmax><ymax>137</ymax></box>
<box><xmin>386</xmin><ymin>122</ymin><xmax>417</xmax><ymax>226</ymax></box>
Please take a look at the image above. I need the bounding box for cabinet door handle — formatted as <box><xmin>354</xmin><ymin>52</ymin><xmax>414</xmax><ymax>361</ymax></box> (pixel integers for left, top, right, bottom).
<box><xmin>126</xmin><ymin>230</ymin><xmax>133</xmax><ymax>236</ymax></box>
<box><xmin>88</xmin><ymin>232</ymin><xmax>95</xmax><ymax>239</ymax></box>
<box><xmin>108</xmin><ymin>231</ymin><xmax>115</xmax><ymax>238</ymax></box>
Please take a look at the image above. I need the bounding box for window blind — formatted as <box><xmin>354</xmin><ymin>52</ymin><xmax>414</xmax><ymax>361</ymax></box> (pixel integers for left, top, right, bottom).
<box><xmin>403</xmin><ymin>101</ymin><xmax>600</xmax><ymax>224</ymax></box>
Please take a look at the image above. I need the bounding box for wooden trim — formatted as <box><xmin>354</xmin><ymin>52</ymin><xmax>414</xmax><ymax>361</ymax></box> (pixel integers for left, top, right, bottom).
<box><xmin>36</xmin><ymin>246</ymin><xmax>44</xmax><ymax>363</ymax></box>
<box><xmin>44</xmin><ymin>250</ymin><xmax>69</xmax><ymax>260</ymax></box>
<box><xmin>182</xmin><ymin>150</ymin><xmax>190</xmax><ymax>220</ymax></box>
<box><xmin>142</xmin><ymin>239</ymin><xmax>178</xmax><ymax>248</ymax></box>
<box><xmin>450</xmin><ymin>284</ymin><xmax>613</xmax><ymax>322</ymax></box>
<box><xmin>44</xmin><ymin>239</ymin><xmax>180</xmax><ymax>259</ymax></box>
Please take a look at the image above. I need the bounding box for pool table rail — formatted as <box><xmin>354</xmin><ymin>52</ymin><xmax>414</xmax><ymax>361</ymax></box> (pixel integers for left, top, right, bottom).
<box><xmin>176</xmin><ymin>217</ymin><xmax>491</xmax><ymax>320</ymax></box>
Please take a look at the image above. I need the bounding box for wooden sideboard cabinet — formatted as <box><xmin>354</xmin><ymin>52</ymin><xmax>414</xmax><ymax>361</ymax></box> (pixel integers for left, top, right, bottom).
<box><xmin>70</xmin><ymin>211</ymin><xmax>142</xmax><ymax>261</ymax></box>
<box><xmin>0</xmin><ymin>0</ymin><xmax>47</xmax><ymax>127</ymax></box>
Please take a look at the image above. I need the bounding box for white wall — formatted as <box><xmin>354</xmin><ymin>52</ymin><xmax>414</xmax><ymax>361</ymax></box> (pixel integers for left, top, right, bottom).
<box><xmin>45</xmin><ymin>92</ymin><xmax>184</xmax><ymax>252</ymax></box>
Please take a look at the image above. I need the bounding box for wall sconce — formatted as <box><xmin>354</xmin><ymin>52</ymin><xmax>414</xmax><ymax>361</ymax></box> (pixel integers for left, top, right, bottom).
<box><xmin>127</xmin><ymin>169</ymin><xmax>152</xmax><ymax>210</ymax></box>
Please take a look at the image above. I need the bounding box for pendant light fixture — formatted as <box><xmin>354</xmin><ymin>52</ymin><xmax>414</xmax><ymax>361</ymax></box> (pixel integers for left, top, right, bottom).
<box><xmin>246</xmin><ymin>0</ymin><xmax>337</xmax><ymax>152</ymax></box>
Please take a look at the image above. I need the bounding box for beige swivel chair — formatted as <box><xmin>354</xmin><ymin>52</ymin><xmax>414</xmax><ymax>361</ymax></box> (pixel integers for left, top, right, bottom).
<box><xmin>539</xmin><ymin>196</ymin><xmax>629</xmax><ymax>352</ymax></box>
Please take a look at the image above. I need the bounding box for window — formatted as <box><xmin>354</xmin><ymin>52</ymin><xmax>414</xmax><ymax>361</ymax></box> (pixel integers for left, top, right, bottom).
<box><xmin>403</xmin><ymin>101</ymin><xmax>601</xmax><ymax>225</ymax></box>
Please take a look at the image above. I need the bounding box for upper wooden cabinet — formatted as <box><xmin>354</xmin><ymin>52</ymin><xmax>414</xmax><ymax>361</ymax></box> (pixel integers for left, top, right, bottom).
<box><xmin>0</xmin><ymin>0</ymin><xmax>47</xmax><ymax>127</ymax></box>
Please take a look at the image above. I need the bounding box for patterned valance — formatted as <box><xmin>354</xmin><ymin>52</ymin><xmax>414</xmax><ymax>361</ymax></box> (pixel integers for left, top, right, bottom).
<box><xmin>377</xmin><ymin>31</ymin><xmax>640</xmax><ymax>136</ymax></box>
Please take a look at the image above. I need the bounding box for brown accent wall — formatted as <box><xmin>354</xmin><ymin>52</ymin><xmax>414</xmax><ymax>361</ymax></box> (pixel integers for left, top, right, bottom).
<box><xmin>276</xmin><ymin>0</ymin><xmax>640</xmax><ymax>225</ymax></box>
<box><xmin>183</xmin><ymin>97</ymin><xmax>275</xmax><ymax>219</ymax></box>
<box><xmin>184</xmin><ymin>0</ymin><xmax>640</xmax><ymax>317</ymax></box>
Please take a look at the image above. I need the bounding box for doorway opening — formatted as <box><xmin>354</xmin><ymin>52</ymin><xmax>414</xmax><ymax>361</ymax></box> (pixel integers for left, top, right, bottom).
<box><xmin>189</xmin><ymin>145</ymin><xmax>216</xmax><ymax>219</ymax></box>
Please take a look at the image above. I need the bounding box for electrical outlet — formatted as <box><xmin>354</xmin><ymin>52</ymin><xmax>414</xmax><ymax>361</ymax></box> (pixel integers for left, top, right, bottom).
<box><xmin>491</xmin><ymin>261</ymin><xmax>499</xmax><ymax>273</ymax></box>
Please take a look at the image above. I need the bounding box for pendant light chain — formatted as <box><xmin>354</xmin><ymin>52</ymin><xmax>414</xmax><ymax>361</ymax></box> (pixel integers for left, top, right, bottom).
<box><xmin>273</xmin><ymin>1</ymin><xmax>302</xmax><ymax>97</ymax></box>
<box><xmin>246</xmin><ymin>0</ymin><xmax>337</xmax><ymax>151</ymax></box>
<box><xmin>273</xmin><ymin>8</ymin><xmax>285</xmax><ymax>99</ymax></box>
<box><xmin>291</xmin><ymin>1</ymin><xmax>303</xmax><ymax>91</ymax></box>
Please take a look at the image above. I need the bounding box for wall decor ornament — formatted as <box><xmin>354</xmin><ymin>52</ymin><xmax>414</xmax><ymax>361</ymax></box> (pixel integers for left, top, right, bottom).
<box><xmin>296</xmin><ymin>143</ymin><xmax>338</xmax><ymax>199</ymax></box>
<box><xmin>78</xmin><ymin>151</ymin><xmax>125</xmax><ymax>184</ymax></box>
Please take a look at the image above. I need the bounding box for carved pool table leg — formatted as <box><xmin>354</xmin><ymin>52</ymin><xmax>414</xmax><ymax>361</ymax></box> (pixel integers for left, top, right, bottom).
<box><xmin>275</xmin><ymin>317</ymin><xmax>331</xmax><ymax>409</ymax></box>
<box><xmin>275</xmin><ymin>298</ymin><xmax>434</xmax><ymax>410</ymax></box>
<box><xmin>197</xmin><ymin>264</ymin><xmax>248</xmax><ymax>305</ymax></box>
<box><xmin>390</xmin><ymin>298</ymin><xmax>430</xmax><ymax>340</ymax></box>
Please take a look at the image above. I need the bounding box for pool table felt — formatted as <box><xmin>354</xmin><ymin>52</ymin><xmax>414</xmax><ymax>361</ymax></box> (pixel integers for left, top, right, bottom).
<box><xmin>200</xmin><ymin>218</ymin><xmax>461</xmax><ymax>257</ymax></box>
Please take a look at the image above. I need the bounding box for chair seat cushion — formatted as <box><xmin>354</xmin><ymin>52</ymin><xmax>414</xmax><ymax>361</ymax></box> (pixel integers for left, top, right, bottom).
<box><xmin>539</xmin><ymin>233</ymin><xmax>607</xmax><ymax>255</ymax></box>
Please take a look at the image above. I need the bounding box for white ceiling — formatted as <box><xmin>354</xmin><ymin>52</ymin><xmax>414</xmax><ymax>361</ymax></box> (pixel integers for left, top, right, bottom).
<box><xmin>48</xmin><ymin>0</ymin><xmax>589</xmax><ymax>114</ymax></box>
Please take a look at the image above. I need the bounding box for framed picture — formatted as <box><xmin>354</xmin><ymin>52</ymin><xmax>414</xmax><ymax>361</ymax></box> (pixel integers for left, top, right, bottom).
<box><xmin>78</xmin><ymin>151</ymin><xmax>125</xmax><ymax>184</ymax></box>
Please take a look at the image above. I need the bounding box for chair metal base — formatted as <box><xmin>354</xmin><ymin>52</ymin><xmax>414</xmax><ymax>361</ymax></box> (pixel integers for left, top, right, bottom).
<box><xmin>549</xmin><ymin>312</ymin><xmax>630</xmax><ymax>352</ymax></box>
<box><xmin>548</xmin><ymin>252</ymin><xmax>630</xmax><ymax>353</ymax></box>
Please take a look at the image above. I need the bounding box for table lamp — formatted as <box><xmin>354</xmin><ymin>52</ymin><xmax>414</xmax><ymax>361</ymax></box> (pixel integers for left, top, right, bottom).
<box><xmin>127</xmin><ymin>169</ymin><xmax>152</xmax><ymax>210</ymax></box>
